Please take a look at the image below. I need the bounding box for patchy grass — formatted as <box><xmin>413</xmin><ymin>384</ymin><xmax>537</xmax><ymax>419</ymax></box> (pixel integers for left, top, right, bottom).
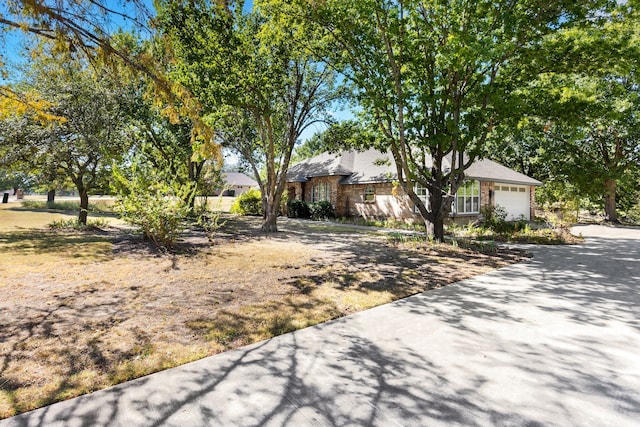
<box><xmin>0</xmin><ymin>201</ymin><xmax>123</xmax><ymax>231</ymax></box>
<box><xmin>448</xmin><ymin>222</ymin><xmax>583</xmax><ymax>245</ymax></box>
<box><xmin>20</xmin><ymin>200</ymin><xmax>115</xmax><ymax>213</ymax></box>
<box><xmin>0</xmin><ymin>215</ymin><xmax>526</xmax><ymax>419</ymax></box>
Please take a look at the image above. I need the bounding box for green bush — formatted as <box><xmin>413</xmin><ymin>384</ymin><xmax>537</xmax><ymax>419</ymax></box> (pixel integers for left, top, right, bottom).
<box><xmin>48</xmin><ymin>218</ymin><xmax>109</xmax><ymax>231</ymax></box>
<box><xmin>309</xmin><ymin>201</ymin><xmax>335</xmax><ymax>220</ymax></box>
<box><xmin>21</xmin><ymin>200</ymin><xmax>114</xmax><ymax>213</ymax></box>
<box><xmin>513</xmin><ymin>215</ymin><xmax>529</xmax><ymax>232</ymax></box>
<box><xmin>112</xmin><ymin>163</ymin><xmax>193</xmax><ymax>250</ymax></box>
<box><xmin>194</xmin><ymin>199</ymin><xmax>226</xmax><ymax>242</ymax></box>
<box><xmin>481</xmin><ymin>204</ymin><xmax>512</xmax><ymax>232</ymax></box>
<box><xmin>287</xmin><ymin>199</ymin><xmax>311</xmax><ymax>219</ymax></box>
<box><xmin>230</xmin><ymin>189</ymin><xmax>263</xmax><ymax>216</ymax></box>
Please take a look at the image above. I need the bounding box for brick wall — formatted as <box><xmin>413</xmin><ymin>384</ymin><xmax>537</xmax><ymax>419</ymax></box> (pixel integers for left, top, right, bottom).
<box><xmin>286</xmin><ymin>178</ymin><xmax>500</xmax><ymax>225</ymax></box>
<box><xmin>302</xmin><ymin>176</ymin><xmax>343</xmax><ymax>209</ymax></box>
<box><xmin>339</xmin><ymin>182</ymin><xmax>418</xmax><ymax>220</ymax></box>
<box><xmin>480</xmin><ymin>181</ymin><xmax>495</xmax><ymax>212</ymax></box>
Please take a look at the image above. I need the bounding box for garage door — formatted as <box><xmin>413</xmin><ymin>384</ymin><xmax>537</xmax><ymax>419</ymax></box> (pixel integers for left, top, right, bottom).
<box><xmin>494</xmin><ymin>184</ymin><xmax>530</xmax><ymax>220</ymax></box>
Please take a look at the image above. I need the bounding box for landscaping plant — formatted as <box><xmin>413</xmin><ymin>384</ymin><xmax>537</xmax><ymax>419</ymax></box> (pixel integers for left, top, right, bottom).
<box><xmin>230</xmin><ymin>189</ymin><xmax>263</xmax><ymax>216</ymax></box>
<box><xmin>112</xmin><ymin>161</ymin><xmax>193</xmax><ymax>250</ymax></box>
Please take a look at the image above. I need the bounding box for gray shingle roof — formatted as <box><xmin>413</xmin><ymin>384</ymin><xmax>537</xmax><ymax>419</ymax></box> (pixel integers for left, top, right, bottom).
<box><xmin>464</xmin><ymin>159</ymin><xmax>542</xmax><ymax>186</ymax></box>
<box><xmin>287</xmin><ymin>148</ymin><xmax>542</xmax><ymax>186</ymax></box>
<box><xmin>224</xmin><ymin>172</ymin><xmax>259</xmax><ymax>187</ymax></box>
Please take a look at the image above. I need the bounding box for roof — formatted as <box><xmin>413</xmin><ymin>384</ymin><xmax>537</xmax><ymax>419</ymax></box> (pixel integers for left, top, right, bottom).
<box><xmin>287</xmin><ymin>148</ymin><xmax>542</xmax><ymax>186</ymax></box>
<box><xmin>223</xmin><ymin>172</ymin><xmax>258</xmax><ymax>187</ymax></box>
<box><xmin>287</xmin><ymin>149</ymin><xmax>398</xmax><ymax>184</ymax></box>
<box><xmin>464</xmin><ymin>159</ymin><xmax>542</xmax><ymax>186</ymax></box>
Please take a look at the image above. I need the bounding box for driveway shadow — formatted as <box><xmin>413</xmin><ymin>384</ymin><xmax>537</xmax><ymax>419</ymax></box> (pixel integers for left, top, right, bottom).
<box><xmin>3</xmin><ymin>226</ymin><xmax>638</xmax><ymax>426</ymax></box>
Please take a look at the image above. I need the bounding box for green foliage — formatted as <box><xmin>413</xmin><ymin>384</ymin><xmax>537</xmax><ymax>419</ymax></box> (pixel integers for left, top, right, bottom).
<box><xmin>292</xmin><ymin>0</ymin><xmax>598</xmax><ymax>240</ymax></box>
<box><xmin>386</xmin><ymin>232</ymin><xmax>431</xmax><ymax>246</ymax></box>
<box><xmin>230</xmin><ymin>189</ymin><xmax>263</xmax><ymax>216</ymax></box>
<box><xmin>193</xmin><ymin>198</ymin><xmax>226</xmax><ymax>242</ymax></box>
<box><xmin>156</xmin><ymin>1</ymin><xmax>341</xmax><ymax>232</ymax></box>
<box><xmin>48</xmin><ymin>218</ymin><xmax>109</xmax><ymax>231</ymax></box>
<box><xmin>481</xmin><ymin>205</ymin><xmax>508</xmax><ymax>230</ymax></box>
<box><xmin>622</xmin><ymin>202</ymin><xmax>640</xmax><ymax>225</ymax></box>
<box><xmin>112</xmin><ymin>162</ymin><xmax>193</xmax><ymax>250</ymax></box>
<box><xmin>0</xmin><ymin>46</ymin><xmax>133</xmax><ymax>224</ymax></box>
<box><xmin>291</xmin><ymin>121</ymin><xmax>371</xmax><ymax>163</ymax></box>
<box><xmin>309</xmin><ymin>201</ymin><xmax>334</xmax><ymax>220</ymax></box>
<box><xmin>450</xmin><ymin>220</ymin><xmax>580</xmax><ymax>245</ymax></box>
<box><xmin>492</xmin><ymin>3</ymin><xmax>640</xmax><ymax>223</ymax></box>
<box><xmin>335</xmin><ymin>216</ymin><xmax>427</xmax><ymax>232</ymax></box>
<box><xmin>0</xmin><ymin>171</ymin><xmax>32</xmax><ymax>192</ymax></box>
<box><xmin>21</xmin><ymin>200</ymin><xmax>113</xmax><ymax>213</ymax></box>
<box><xmin>286</xmin><ymin>199</ymin><xmax>311</xmax><ymax>219</ymax></box>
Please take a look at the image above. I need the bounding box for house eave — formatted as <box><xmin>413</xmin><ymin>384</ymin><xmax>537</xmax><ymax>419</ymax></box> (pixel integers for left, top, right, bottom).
<box><xmin>469</xmin><ymin>177</ymin><xmax>542</xmax><ymax>187</ymax></box>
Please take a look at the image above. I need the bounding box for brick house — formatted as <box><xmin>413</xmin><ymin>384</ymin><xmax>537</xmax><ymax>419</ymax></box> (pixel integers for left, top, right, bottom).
<box><xmin>286</xmin><ymin>148</ymin><xmax>542</xmax><ymax>223</ymax></box>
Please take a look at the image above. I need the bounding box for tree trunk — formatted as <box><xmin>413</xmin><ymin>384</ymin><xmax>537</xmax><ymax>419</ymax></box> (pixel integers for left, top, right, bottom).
<box><xmin>433</xmin><ymin>216</ymin><xmax>445</xmax><ymax>242</ymax></box>
<box><xmin>47</xmin><ymin>189</ymin><xmax>56</xmax><ymax>207</ymax></box>
<box><xmin>78</xmin><ymin>189</ymin><xmax>89</xmax><ymax>225</ymax></box>
<box><xmin>603</xmin><ymin>178</ymin><xmax>618</xmax><ymax>223</ymax></box>
<box><xmin>262</xmin><ymin>208</ymin><xmax>278</xmax><ymax>232</ymax></box>
<box><xmin>427</xmin><ymin>183</ymin><xmax>447</xmax><ymax>242</ymax></box>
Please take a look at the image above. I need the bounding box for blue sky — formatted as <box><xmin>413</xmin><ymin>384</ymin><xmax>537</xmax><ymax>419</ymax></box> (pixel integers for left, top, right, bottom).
<box><xmin>0</xmin><ymin>0</ymin><xmax>350</xmax><ymax>141</ymax></box>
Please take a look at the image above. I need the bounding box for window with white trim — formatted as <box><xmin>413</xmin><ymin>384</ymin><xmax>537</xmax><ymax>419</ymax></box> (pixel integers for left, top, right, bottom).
<box><xmin>312</xmin><ymin>182</ymin><xmax>330</xmax><ymax>202</ymax></box>
<box><xmin>413</xmin><ymin>183</ymin><xmax>429</xmax><ymax>213</ymax></box>
<box><xmin>455</xmin><ymin>180</ymin><xmax>480</xmax><ymax>214</ymax></box>
<box><xmin>364</xmin><ymin>185</ymin><xmax>375</xmax><ymax>203</ymax></box>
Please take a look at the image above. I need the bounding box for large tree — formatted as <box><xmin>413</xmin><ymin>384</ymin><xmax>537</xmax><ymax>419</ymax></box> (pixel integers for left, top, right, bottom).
<box><xmin>0</xmin><ymin>49</ymin><xmax>132</xmax><ymax>224</ymax></box>
<box><xmin>157</xmin><ymin>0</ymin><xmax>341</xmax><ymax>232</ymax></box>
<box><xmin>491</xmin><ymin>1</ymin><xmax>640</xmax><ymax>222</ymax></box>
<box><xmin>0</xmin><ymin>0</ymin><xmax>214</xmax><ymax>152</ymax></box>
<box><xmin>290</xmin><ymin>0</ymin><xmax>606</xmax><ymax>240</ymax></box>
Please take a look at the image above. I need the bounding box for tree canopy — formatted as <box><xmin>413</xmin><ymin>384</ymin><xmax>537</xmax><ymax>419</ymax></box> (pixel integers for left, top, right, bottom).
<box><xmin>157</xmin><ymin>0</ymin><xmax>341</xmax><ymax>231</ymax></box>
<box><xmin>286</xmin><ymin>0</ymin><xmax>608</xmax><ymax>239</ymax></box>
<box><xmin>491</xmin><ymin>0</ymin><xmax>640</xmax><ymax>222</ymax></box>
<box><xmin>0</xmin><ymin>48</ymin><xmax>133</xmax><ymax>223</ymax></box>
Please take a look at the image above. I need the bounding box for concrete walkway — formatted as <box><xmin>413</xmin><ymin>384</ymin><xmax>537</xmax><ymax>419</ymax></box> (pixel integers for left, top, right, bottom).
<box><xmin>2</xmin><ymin>225</ymin><xmax>639</xmax><ymax>426</ymax></box>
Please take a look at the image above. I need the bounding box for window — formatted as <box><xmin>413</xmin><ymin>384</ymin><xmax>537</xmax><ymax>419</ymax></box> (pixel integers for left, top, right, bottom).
<box><xmin>413</xmin><ymin>183</ymin><xmax>429</xmax><ymax>213</ymax></box>
<box><xmin>455</xmin><ymin>180</ymin><xmax>480</xmax><ymax>214</ymax></box>
<box><xmin>364</xmin><ymin>185</ymin><xmax>376</xmax><ymax>203</ymax></box>
<box><xmin>312</xmin><ymin>182</ymin><xmax>330</xmax><ymax>203</ymax></box>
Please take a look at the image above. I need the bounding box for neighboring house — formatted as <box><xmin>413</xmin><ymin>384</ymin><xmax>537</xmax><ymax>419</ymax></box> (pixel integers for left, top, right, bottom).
<box><xmin>286</xmin><ymin>148</ymin><xmax>542</xmax><ymax>222</ymax></box>
<box><xmin>215</xmin><ymin>172</ymin><xmax>259</xmax><ymax>197</ymax></box>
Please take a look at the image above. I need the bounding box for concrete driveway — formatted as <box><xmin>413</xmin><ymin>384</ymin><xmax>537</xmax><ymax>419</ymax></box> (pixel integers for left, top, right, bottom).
<box><xmin>2</xmin><ymin>225</ymin><xmax>639</xmax><ymax>426</ymax></box>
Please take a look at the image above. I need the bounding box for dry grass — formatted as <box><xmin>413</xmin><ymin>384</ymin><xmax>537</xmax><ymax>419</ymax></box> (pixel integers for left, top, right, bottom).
<box><xmin>0</xmin><ymin>213</ymin><xmax>527</xmax><ymax>419</ymax></box>
<box><xmin>0</xmin><ymin>201</ymin><xmax>123</xmax><ymax>231</ymax></box>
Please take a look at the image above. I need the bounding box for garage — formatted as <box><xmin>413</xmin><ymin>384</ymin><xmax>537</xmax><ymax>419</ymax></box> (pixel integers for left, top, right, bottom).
<box><xmin>494</xmin><ymin>184</ymin><xmax>530</xmax><ymax>220</ymax></box>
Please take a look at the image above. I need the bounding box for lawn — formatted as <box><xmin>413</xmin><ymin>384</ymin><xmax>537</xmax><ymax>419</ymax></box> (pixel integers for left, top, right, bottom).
<box><xmin>0</xmin><ymin>205</ymin><xmax>527</xmax><ymax>419</ymax></box>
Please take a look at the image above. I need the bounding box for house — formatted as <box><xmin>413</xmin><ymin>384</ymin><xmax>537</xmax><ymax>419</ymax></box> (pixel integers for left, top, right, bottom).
<box><xmin>286</xmin><ymin>148</ymin><xmax>542</xmax><ymax>222</ymax></box>
<box><xmin>216</xmin><ymin>172</ymin><xmax>259</xmax><ymax>197</ymax></box>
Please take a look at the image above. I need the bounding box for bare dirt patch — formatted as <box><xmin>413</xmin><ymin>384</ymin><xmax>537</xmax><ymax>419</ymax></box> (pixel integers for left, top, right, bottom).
<box><xmin>0</xmin><ymin>216</ymin><xmax>527</xmax><ymax>418</ymax></box>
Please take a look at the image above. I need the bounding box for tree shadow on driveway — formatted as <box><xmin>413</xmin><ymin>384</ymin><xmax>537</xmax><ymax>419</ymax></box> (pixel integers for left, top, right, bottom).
<box><xmin>4</xmin><ymin>226</ymin><xmax>638</xmax><ymax>426</ymax></box>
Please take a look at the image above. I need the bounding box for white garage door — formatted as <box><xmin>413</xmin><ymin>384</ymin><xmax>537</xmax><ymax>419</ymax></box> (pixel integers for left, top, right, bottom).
<box><xmin>494</xmin><ymin>184</ymin><xmax>530</xmax><ymax>220</ymax></box>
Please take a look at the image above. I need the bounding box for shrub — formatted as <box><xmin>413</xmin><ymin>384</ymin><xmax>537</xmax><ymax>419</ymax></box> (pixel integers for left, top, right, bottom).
<box><xmin>513</xmin><ymin>214</ymin><xmax>529</xmax><ymax>232</ymax></box>
<box><xmin>230</xmin><ymin>189</ymin><xmax>263</xmax><ymax>216</ymax></box>
<box><xmin>287</xmin><ymin>199</ymin><xmax>311</xmax><ymax>219</ymax></box>
<box><xmin>22</xmin><ymin>200</ymin><xmax>114</xmax><ymax>213</ymax></box>
<box><xmin>309</xmin><ymin>201</ymin><xmax>335</xmax><ymax>220</ymax></box>
<box><xmin>622</xmin><ymin>202</ymin><xmax>640</xmax><ymax>224</ymax></box>
<box><xmin>112</xmin><ymin>163</ymin><xmax>193</xmax><ymax>250</ymax></box>
<box><xmin>48</xmin><ymin>218</ymin><xmax>109</xmax><ymax>231</ymax></box>
<box><xmin>481</xmin><ymin>204</ymin><xmax>511</xmax><ymax>232</ymax></box>
<box><xmin>194</xmin><ymin>198</ymin><xmax>226</xmax><ymax>242</ymax></box>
